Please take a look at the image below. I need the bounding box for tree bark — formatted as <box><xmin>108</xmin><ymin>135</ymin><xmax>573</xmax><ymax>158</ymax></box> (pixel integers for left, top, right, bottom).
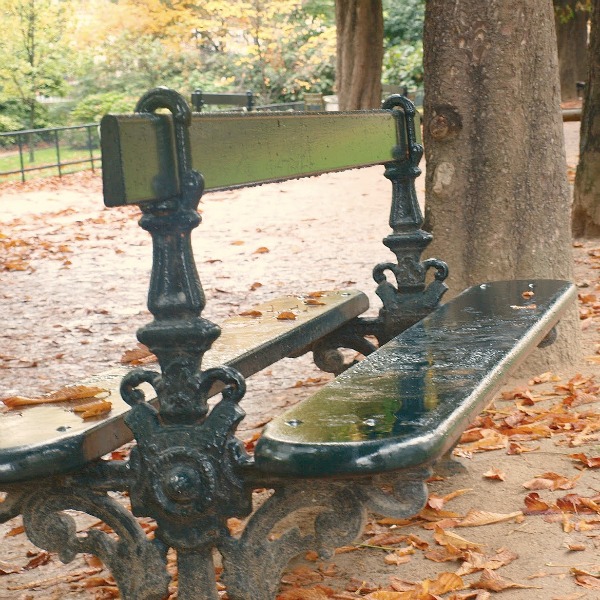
<box><xmin>555</xmin><ymin>0</ymin><xmax>589</xmax><ymax>101</ymax></box>
<box><xmin>423</xmin><ymin>0</ymin><xmax>580</xmax><ymax>370</ymax></box>
<box><xmin>335</xmin><ymin>0</ymin><xmax>383</xmax><ymax>110</ymax></box>
<box><xmin>572</xmin><ymin>0</ymin><xmax>600</xmax><ymax>236</ymax></box>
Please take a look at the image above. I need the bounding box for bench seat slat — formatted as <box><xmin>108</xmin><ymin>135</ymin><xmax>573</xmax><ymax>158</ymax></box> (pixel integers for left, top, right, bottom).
<box><xmin>0</xmin><ymin>290</ymin><xmax>368</xmax><ymax>484</ymax></box>
<box><xmin>254</xmin><ymin>280</ymin><xmax>576</xmax><ymax>478</ymax></box>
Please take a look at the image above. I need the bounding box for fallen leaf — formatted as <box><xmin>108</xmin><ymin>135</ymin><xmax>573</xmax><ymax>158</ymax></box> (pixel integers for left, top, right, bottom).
<box><xmin>277</xmin><ymin>311</ymin><xmax>297</xmax><ymax>320</ymax></box>
<box><xmin>254</xmin><ymin>246</ymin><xmax>269</xmax><ymax>254</ymax></box>
<box><xmin>5</xmin><ymin>524</ymin><xmax>25</xmax><ymax>537</ymax></box>
<box><xmin>523</xmin><ymin>492</ymin><xmax>559</xmax><ymax>514</ymax></box>
<box><xmin>507</xmin><ymin>441</ymin><xmax>539</xmax><ymax>455</ymax></box>
<box><xmin>434</xmin><ymin>526</ymin><xmax>485</xmax><ymax>551</ymax></box>
<box><xmin>250</xmin><ymin>282</ymin><xmax>263</xmax><ymax>291</ymax></box>
<box><xmin>482</xmin><ymin>468</ymin><xmax>505</xmax><ymax>481</ymax></box>
<box><xmin>24</xmin><ymin>551</ymin><xmax>51</xmax><ymax>570</ymax></box>
<box><xmin>383</xmin><ymin>551</ymin><xmax>412</xmax><ymax>565</ymax></box>
<box><xmin>424</xmin><ymin>545</ymin><xmax>466</xmax><ymax>563</ymax></box>
<box><xmin>528</xmin><ymin>371</ymin><xmax>561</xmax><ymax>385</ymax></box>
<box><xmin>73</xmin><ymin>400</ymin><xmax>112</xmax><ymax>419</ymax></box>
<box><xmin>120</xmin><ymin>344</ymin><xmax>155</xmax><ymax>365</ymax></box>
<box><xmin>570</xmin><ymin>453</ymin><xmax>600</xmax><ymax>468</ymax></box>
<box><xmin>2</xmin><ymin>385</ymin><xmax>108</xmax><ymax>408</ymax></box>
<box><xmin>456</xmin><ymin>547</ymin><xmax>518</xmax><ymax>576</ymax></box>
<box><xmin>428</xmin><ymin>571</ymin><xmax>465</xmax><ymax>595</ymax></box>
<box><xmin>457</xmin><ymin>429</ymin><xmax>508</xmax><ymax>453</ymax></box>
<box><xmin>277</xmin><ymin>586</ymin><xmax>332</xmax><ymax>600</ymax></box>
<box><xmin>571</xmin><ymin>567</ymin><xmax>600</xmax><ymax>589</ymax></box>
<box><xmin>304</xmin><ymin>299</ymin><xmax>326</xmax><ymax>306</ymax></box>
<box><xmin>455</xmin><ymin>510</ymin><xmax>523</xmax><ymax>528</ymax></box>
<box><xmin>565</xmin><ymin>543</ymin><xmax>586</xmax><ymax>551</ymax></box>
<box><xmin>239</xmin><ymin>310</ymin><xmax>263</xmax><ymax>318</ymax></box>
<box><xmin>364</xmin><ymin>592</ymin><xmax>407</xmax><ymax>600</ymax></box>
<box><xmin>471</xmin><ymin>568</ymin><xmax>539</xmax><ymax>592</ymax></box>
<box><xmin>522</xmin><ymin>472</ymin><xmax>581</xmax><ymax>491</ymax></box>
<box><xmin>0</xmin><ymin>560</ymin><xmax>21</xmax><ymax>574</ymax></box>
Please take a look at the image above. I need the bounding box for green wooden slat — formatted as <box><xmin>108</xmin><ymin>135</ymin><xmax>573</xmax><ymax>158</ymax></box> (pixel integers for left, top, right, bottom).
<box><xmin>101</xmin><ymin>110</ymin><xmax>403</xmax><ymax>206</ymax></box>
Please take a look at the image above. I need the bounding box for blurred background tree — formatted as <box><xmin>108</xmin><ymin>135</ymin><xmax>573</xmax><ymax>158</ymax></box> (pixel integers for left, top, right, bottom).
<box><xmin>0</xmin><ymin>0</ymin><xmax>428</xmax><ymax>129</ymax></box>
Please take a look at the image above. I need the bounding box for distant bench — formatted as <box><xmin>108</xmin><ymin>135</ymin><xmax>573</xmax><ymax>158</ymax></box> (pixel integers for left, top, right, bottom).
<box><xmin>191</xmin><ymin>88</ymin><xmax>254</xmax><ymax>112</ymax></box>
<box><xmin>0</xmin><ymin>87</ymin><xmax>575</xmax><ymax>600</ymax></box>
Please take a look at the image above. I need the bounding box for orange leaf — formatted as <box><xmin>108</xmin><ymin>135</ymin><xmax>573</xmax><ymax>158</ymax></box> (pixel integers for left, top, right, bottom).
<box><xmin>5</xmin><ymin>525</ymin><xmax>25</xmax><ymax>537</ymax></box>
<box><xmin>254</xmin><ymin>246</ymin><xmax>270</xmax><ymax>254</ymax></box>
<box><xmin>239</xmin><ymin>310</ymin><xmax>263</xmax><ymax>318</ymax></box>
<box><xmin>304</xmin><ymin>299</ymin><xmax>326</xmax><ymax>306</ymax></box>
<box><xmin>471</xmin><ymin>568</ymin><xmax>539</xmax><ymax>592</ymax></box>
<box><xmin>120</xmin><ymin>344</ymin><xmax>156</xmax><ymax>365</ymax></box>
<box><xmin>482</xmin><ymin>468</ymin><xmax>505</xmax><ymax>481</ymax></box>
<box><xmin>570</xmin><ymin>453</ymin><xmax>600</xmax><ymax>468</ymax></box>
<box><xmin>277</xmin><ymin>311</ymin><xmax>297</xmax><ymax>320</ymax></box>
<box><xmin>73</xmin><ymin>400</ymin><xmax>112</xmax><ymax>419</ymax></box>
<box><xmin>2</xmin><ymin>385</ymin><xmax>108</xmax><ymax>409</ymax></box>
<box><xmin>522</xmin><ymin>472</ymin><xmax>581</xmax><ymax>491</ymax></box>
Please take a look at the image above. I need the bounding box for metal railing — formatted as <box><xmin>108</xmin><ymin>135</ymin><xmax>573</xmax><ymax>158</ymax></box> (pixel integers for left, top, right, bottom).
<box><xmin>0</xmin><ymin>123</ymin><xmax>101</xmax><ymax>183</ymax></box>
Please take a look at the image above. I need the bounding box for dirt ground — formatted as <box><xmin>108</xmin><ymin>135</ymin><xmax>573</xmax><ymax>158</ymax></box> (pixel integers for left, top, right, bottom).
<box><xmin>1</xmin><ymin>121</ymin><xmax>599</xmax><ymax>599</ymax></box>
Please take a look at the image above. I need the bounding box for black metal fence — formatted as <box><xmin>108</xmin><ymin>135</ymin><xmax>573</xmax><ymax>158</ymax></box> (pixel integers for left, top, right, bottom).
<box><xmin>0</xmin><ymin>123</ymin><xmax>101</xmax><ymax>183</ymax></box>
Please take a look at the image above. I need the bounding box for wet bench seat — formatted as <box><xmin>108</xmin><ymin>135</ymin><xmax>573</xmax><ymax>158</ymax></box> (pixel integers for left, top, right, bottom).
<box><xmin>0</xmin><ymin>290</ymin><xmax>368</xmax><ymax>484</ymax></box>
<box><xmin>255</xmin><ymin>280</ymin><xmax>576</xmax><ymax>477</ymax></box>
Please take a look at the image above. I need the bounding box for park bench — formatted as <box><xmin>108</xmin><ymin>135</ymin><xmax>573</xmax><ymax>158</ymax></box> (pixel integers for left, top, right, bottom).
<box><xmin>191</xmin><ymin>89</ymin><xmax>254</xmax><ymax>112</ymax></box>
<box><xmin>0</xmin><ymin>87</ymin><xmax>575</xmax><ymax>600</ymax></box>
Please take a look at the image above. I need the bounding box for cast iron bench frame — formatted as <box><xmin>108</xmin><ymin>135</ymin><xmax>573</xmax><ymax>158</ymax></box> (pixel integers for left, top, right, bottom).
<box><xmin>0</xmin><ymin>88</ymin><xmax>575</xmax><ymax>600</ymax></box>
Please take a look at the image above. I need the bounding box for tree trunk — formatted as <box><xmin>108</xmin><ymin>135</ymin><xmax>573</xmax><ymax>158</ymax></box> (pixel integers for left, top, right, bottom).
<box><xmin>423</xmin><ymin>0</ymin><xmax>580</xmax><ymax>370</ymax></box>
<box><xmin>335</xmin><ymin>0</ymin><xmax>383</xmax><ymax>110</ymax></box>
<box><xmin>572</xmin><ymin>0</ymin><xmax>600</xmax><ymax>236</ymax></box>
<box><xmin>555</xmin><ymin>0</ymin><xmax>589</xmax><ymax>101</ymax></box>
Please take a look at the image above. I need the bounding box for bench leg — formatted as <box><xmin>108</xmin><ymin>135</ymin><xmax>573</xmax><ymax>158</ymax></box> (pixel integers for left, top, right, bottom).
<box><xmin>2</xmin><ymin>478</ymin><xmax>171</xmax><ymax>600</ymax></box>
<box><xmin>2</xmin><ymin>466</ymin><xmax>431</xmax><ymax>600</ymax></box>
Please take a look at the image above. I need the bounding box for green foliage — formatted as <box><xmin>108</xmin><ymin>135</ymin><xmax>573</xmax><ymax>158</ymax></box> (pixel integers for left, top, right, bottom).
<box><xmin>383</xmin><ymin>0</ymin><xmax>424</xmax><ymax>46</ymax></box>
<box><xmin>73</xmin><ymin>34</ymin><xmax>200</xmax><ymax>99</ymax></box>
<box><xmin>0</xmin><ymin>114</ymin><xmax>22</xmax><ymax>145</ymax></box>
<box><xmin>70</xmin><ymin>92</ymin><xmax>133</xmax><ymax>123</ymax></box>
<box><xmin>0</xmin><ymin>97</ymin><xmax>51</xmax><ymax>131</ymax></box>
<box><xmin>382</xmin><ymin>41</ymin><xmax>423</xmax><ymax>90</ymax></box>
<box><xmin>381</xmin><ymin>0</ymin><xmax>424</xmax><ymax>90</ymax></box>
<box><xmin>0</xmin><ymin>0</ymin><xmax>71</xmax><ymax>129</ymax></box>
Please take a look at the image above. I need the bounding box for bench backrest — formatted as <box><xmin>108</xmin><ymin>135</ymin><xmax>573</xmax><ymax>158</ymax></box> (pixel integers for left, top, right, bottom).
<box><xmin>101</xmin><ymin>99</ymin><xmax>417</xmax><ymax>206</ymax></box>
